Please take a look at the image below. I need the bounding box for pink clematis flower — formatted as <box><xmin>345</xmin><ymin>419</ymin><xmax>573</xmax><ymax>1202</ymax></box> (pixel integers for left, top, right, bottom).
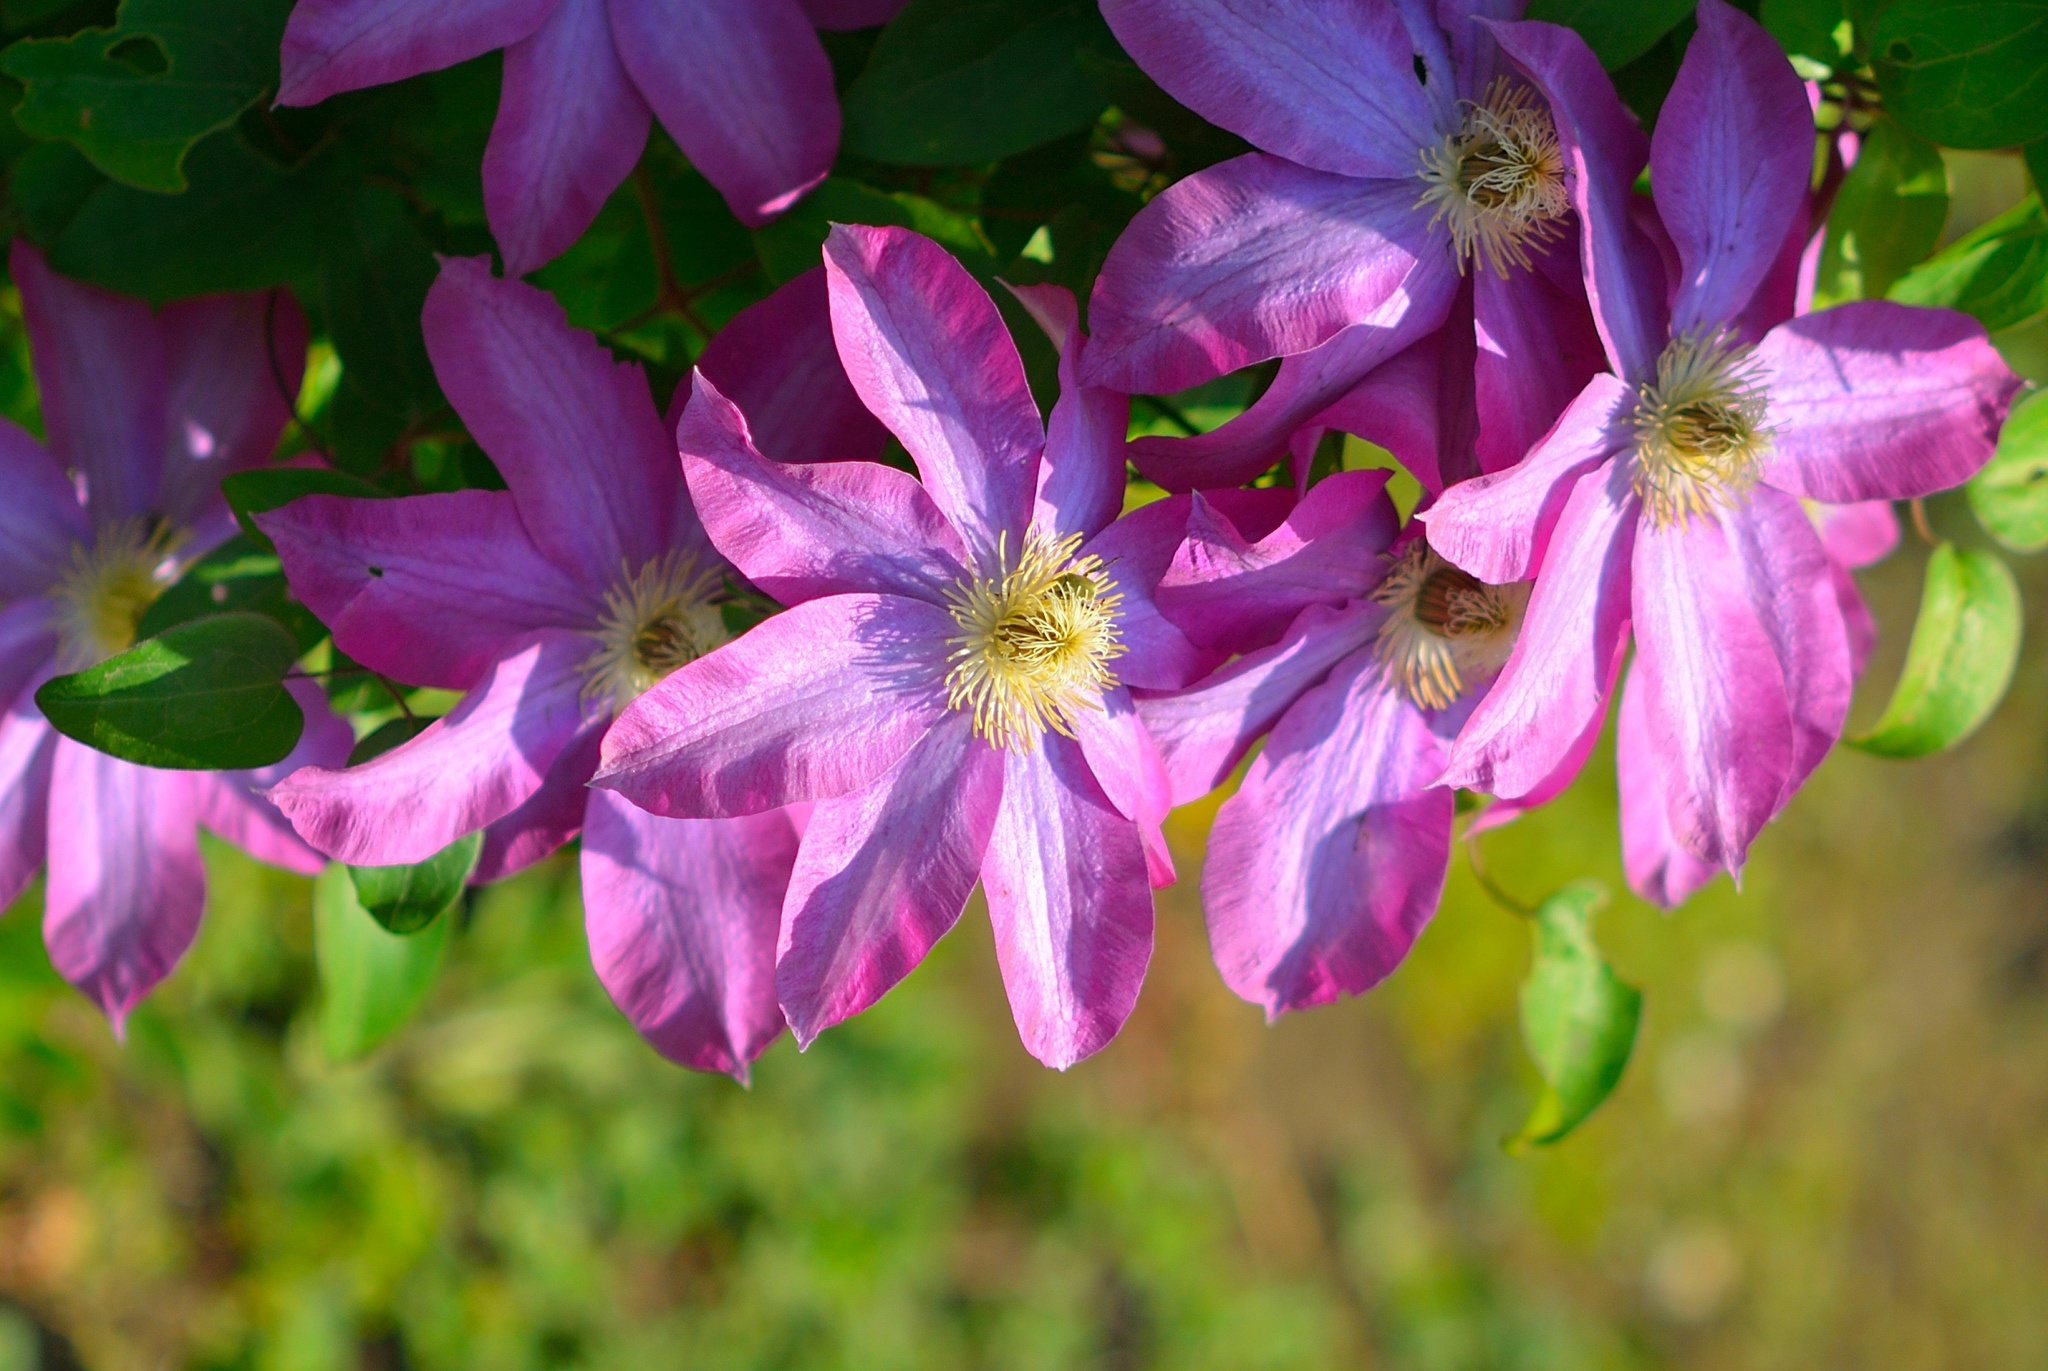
<box><xmin>0</xmin><ymin>244</ymin><xmax>351</xmax><ymax>1027</ymax></box>
<box><xmin>260</xmin><ymin>260</ymin><xmax>870</xmax><ymax>1078</ymax></box>
<box><xmin>1085</xmin><ymin>0</ymin><xmax>1605</xmax><ymax>492</ymax></box>
<box><xmin>278</xmin><ymin>0</ymin><xmax>908</xmax><ymax>274</ymax></box>
<box><xmin>1422</xmin><ymin>0</ymin><xmax>2021</xmax><ymax>897</ymax></box>
<box><xmin>595</xmin><ymin>225</ymin><xmax>1202</xmax><ymax>1070</ymax></box>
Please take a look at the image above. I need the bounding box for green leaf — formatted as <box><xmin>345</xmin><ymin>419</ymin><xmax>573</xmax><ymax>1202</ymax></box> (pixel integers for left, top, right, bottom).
<box><xmin>753</xmin><ymin>177</ymin><xmax>994</xmax><ymax>284</ymax></box>
<box><xmin>220</xmin><ymin>466</ymin><xmax>390</xmax><ymax>551</ymax></box>
<box><xmin>1763</xmin><ymin>0</ymin><xmax>1848</xmax><ymax>67</ymax></box>
<box><xmin>1812</xmin><ymin>115</ymin><xmax>1948</xmax><ymax>307</ymax></box>
<box><xmin>1850</xmin><ymin>541</ymin><xmax>2022</xmax><ymax>757</ymax></box>
<box><xmin>348</xmin><ymin>833</ymin><xmax>480</xmax><ymax>937</ymax></box>
<box><xmin>0</xmin><ymin>0</ymin><xmax>294</xmax><ymax>191</ymax></box>
<box><xmin>7</xmin><ymin>138</ymin><xmax>108</xmax><ymax>243</ymax></box>
<box><xmin>321</xmin><ymin>187</ymin><xmax>442</xmax><ymax>418</ymax></box>
<box><xmin>1889</xmin><ymin>195</ymin><xmax>2048</xmax><ymax>334</ymax></box>
<box><xmin>1971</xmin><ymin>387</ymin><xmax>2048</xmax><ymax>552</ymax></box>
<box><xmin>1525</xmin><ymin>0</ymin><xmax>1693</xmax><ymax>69</ymax></box>
<box><xmin>133</xmin><ymin>534</ymin><xmax>325</xmax><ymax>653</ymax></box>
<box><xmin>842</xmin><ymin>0</ymin><xmax>1114</xmax><ymax>165</ymax></box>
<box><xmin>345</xmin><ymin>714</ymin><xmax>436</xmax><ymax>767</ymax></box>
<box><xmin>1868</xmin><ymin>0</ymin><xmax>2048</xmax><ymax>150</ymax></box>
<box><xmin>314</xmin><ymin>863</ymin><xmax>451</xmax><ymax>1061</ymax></box>
<box><xmin>2029</xmin><ymin>136</ymin><xmax>2048</xmax><ymax>198</ymax></box>
<box><xmin>1510</xmin><ymin>881</ymin><xmax>1642</xmax><ymax>1150</ymax></box>
<box><xmin>34</xmin><ymin>611</ymin><xmax>304</xmax><ymax>770</ymax></box>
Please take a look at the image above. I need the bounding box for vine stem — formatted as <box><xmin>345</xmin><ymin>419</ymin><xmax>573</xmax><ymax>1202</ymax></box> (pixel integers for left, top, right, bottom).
<box><xmin>1463</xmin><ymin>827</ymin><xmax>1534</xmax><ymax>918</ymax></box>
<box><xmin>1910</xmin><ymin>497</ymin><xmax>1938</xmax><ymax>547</ymax></box>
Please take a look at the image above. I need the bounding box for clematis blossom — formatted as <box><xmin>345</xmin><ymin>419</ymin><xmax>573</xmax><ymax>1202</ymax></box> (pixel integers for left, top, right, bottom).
<box><xmin>596</xmin><ymin>225</ymin><xmax>1204</xmax><ymax>1070</ymax></box>
<box><xmin>259</xmin><ymin>260</ymin><xmax>869</xmax><ymax>1078</ymax></box>
<box><xmin>0</xmin><ymin>244</ymin><xmax>350</xmax><ymax>1027</ymax></box>
<box><xmin>1422</xmin><ymin>0</ymin><xmax>2021</xmax><ymax>898</ymax></box>
<box><xmin>1086</xmin><ymin>0</ymin><xmax>1605</xmax><ymax>493</ymax></box>
<box><xmin>278</xmin><ymin>0</ymin><xmax>908</xmax><ymax>274</ymax></box>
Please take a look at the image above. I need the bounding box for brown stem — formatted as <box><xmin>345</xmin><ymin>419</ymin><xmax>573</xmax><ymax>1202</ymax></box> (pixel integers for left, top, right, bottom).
<box><xmin>1910</xmin><ymin>497</ymin><xmax>1938</xmax><ymax>547</ymax></box>
<box><xmin>1463</xmin><ymin>828</ymin><xmax>1534</xmax><ymax>917</ymax></box>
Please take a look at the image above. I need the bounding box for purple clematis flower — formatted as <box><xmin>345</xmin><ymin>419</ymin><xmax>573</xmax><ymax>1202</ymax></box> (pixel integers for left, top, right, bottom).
<box><xmin>260</xmin><ymin>260</ymin><xmax>869</xmax><ymax>1078</ymax></box>
<box><xmin>278</xmin><ymin>0</ymin><xmax>907</xmax><ymax>274</ymax></box>
<box><xmin>1085</xmin><ymin>0</ymin><xmax>1605</xmax><ymax>492</ymax></box>
<box><xmin>0</xmin><ymin>244</ymin><xmax>351</xmax><ymax>1027</ymax></box>
<box><xmin>1422</xmin><ymin>0</ymin><xmax>2021</xmax><ymax>895</ymax></box>
<box><xmin>595</xmin><ymin>225</ymin><xmax>1202</xmax><ymax>1070</ymax></box>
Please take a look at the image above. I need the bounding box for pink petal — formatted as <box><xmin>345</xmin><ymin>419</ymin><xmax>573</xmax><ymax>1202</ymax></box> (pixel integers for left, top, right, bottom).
<box><xmin>608</xmin><ymin>0</ymin><xmax>837</xmax><ymax>226</ymax></box>
<box><xmin>1303</xmin><ymin>320</ymin><xmax>1461</xmax><ymax>494</ymax></box>
<box><xmin>0</xmin><ymin>605</ymin><xmax>56</xmax><ymax>744</ymax></box>
<box><xmin>1079</xmin><ymin>498</ymin><xmax>1226</xmax><ymax>693</ymax></box>
<box><xmin>475</xmin><ymin>722</ymin><xmax>608</xmax><ymax>882</ymax></box>
<box><xmin>259</xmin><ymin>491</ymin><xmax>591</xmax><ymax>691</ymax></box>
<box><xmin>1471</xmin><ymin>256</ymin><xmax>1606</xmax><ymax>477</ymax></box>
<box><xmin>1464</xmin><ymin>628</ymin><xmax>1628</xmax><ymax>836</ymax></box>
<box><xmin>1616</xmin><ymin>663</ymin><xmax>1719</xmax><ymax>907</ymax></box>
<box><xmin>279</xmin><ymin>0</ymin><xmax>558</xmax><ymax>105</ymax></box>
<box><xmin>270</xmin><ymin>631</ymin><xmax>600</xmax><ymax>866</ymax></box>
<box><xmin>982</xmin><ymin>734</ymin><xmax>1154</xmax><ymax>1068</ymax></box>
<box><xmin>583</xmin><ymin>790</ymin><xmax>796</xmax><ymax>1078</ymax></box>
<box><xmin>0</xmin><ymin>422</ymin><xmax>85</xmax><ymax>599</ymax></box>
<box><xmin>154</xmin><ymin>291</ymin><xmax>308</xmax><ymax>528</ymax></box>
<box><xmin>1069</xmin><ymin>686</ymin><xmax>1175</xmax><ymax>888</ymax></box>
<box><xmin>823</xmin><ymin>224</ymin><xmax>1042</xmax><ymax>559</ymax></box>
<box><xmin>0</xmin><ymin>701</ymin><xmax>56</xmax><ymax>911</ymax></box>
<box><xmin>1811</xmin><ymin>499</ymin><xmax>1898</xmax><ymax>571</ymax></box>
<box><xmin>1756</xmin><ymin>302</ymin><xmax>2022</xmax><ymax>503</ymax></box>
<box><xmin>1832</xmin><ymin>561</ymin><xmax>1877</xmax><ymax>677</ymax></box>
<box><xmin>776</xmin><ymin>715</ymin><xmax>1004</xmax><ymax>1045</ymax></box>
<box><xmin>486</xmin><ymin>0</ymin><xmax>652</xmax><ymax>276</ymax></box>
<box><xmin>678</xmin><ymin>372</ymin><xmax>968</xmax><ymax>605</ymax></box>
<box><xmin>1014</xmin><ymin>283</ymin><xmax>1129</xmax><ymax>543</ymax></box>
<box><xmin>1205</xmin><ymin>647</ymin><xmax>1453</xmax><ymax>1016</ymax></box>
<box><xmin>799</xmin><ymin>0</ymin><xmax>906</xmax><ymax>27</ymax></box>
<box><xmin>190</xmin><ymin>680</ymin><xmax>355</xmax><ymax>876</ymax></box>
<box><xmin>595</xmin><ymin>593</ymin><xmax>953</xmax><ymax>818</ymax></box>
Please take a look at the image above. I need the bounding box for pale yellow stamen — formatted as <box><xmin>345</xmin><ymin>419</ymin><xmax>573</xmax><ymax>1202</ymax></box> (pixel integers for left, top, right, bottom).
<box><xmin>582</xmin><ymin>550</ymin><xmax>729</xmax><ymax>711</ymax></box>
<box><xmin>1415</xmin><ymin>78</ymin><xmax>1570</xmax><ymax>276</ymax></box>
<box><xmin>52</xmin><ymin>519</ymin><xmax>180</xmax><ymax>670</ymax></box>
<box><xmin>944</xmin><ymin>530</ymin><xmax>1125</xmax><ymax>753</ymax></box>
<box><xmin>1632</xmin><ymin>330</ymin><xmax>1774</xmax><ymax>528</ymax></box>
<box><xmin>1371</xmin><ymin>542</ymin><xmax>1528</xmax><ymax>711</ymax></box>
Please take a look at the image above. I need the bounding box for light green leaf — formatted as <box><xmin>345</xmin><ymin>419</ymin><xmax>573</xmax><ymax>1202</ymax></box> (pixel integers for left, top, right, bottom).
<box><xmin>1868</xmin><ymin>0</ymin><xmax>2048</xmax><ymax>150</ymax></box>
<box><xmin>315</xmin><ymin>863</ymin><xmax>451</xmax><ymax>1062</ymax></box>
<box><xmin>1510</xmin><ymin>881</ymin><xmax>1642</xmax><ymax>1150</ymax></box>
<box><xmin>348</xmin><ymin>834</ymin><xmax>481</xmax><ymax>937</ymax></box>
<box><xmin>1850</xmin><ymin>542</ymin><xmax>2022</xmax><ymax>757</ymax></box>
<box><xmin>1969</xmin><ymin>387</ymin><xmax>2048</xmax><ymax>553</ymax></box>
<box><xmin>1525</xmin><ymin>0</ymin><xmax>1693</xmax><ymax>69</ymax></box>
<box><xmin>1889</xmin><ymin>195</ymin><xmax>2048</xmax><ymax>334</ymax></box>
<box><xmin>1813</xmin><ymin>116</ymin><xmax>1948</xmax><ymax>307</ymax></box>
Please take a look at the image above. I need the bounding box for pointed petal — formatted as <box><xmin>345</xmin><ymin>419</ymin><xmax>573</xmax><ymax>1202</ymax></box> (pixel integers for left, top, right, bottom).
<box><xmin>1069</xmin><ymin>686</ymin><xmax>1175</xmax><ymax>887</ymax></box>
<box><xmin>595</xmin><ymin>593</ymin><xmax>953</xmax><ymax>818</ymax></box>
<box><xmin>1471</xmin><ymin>258</ymin><xmax>1605</xmax><ymax>477</ymax></box>
<box><xmin>190</xmin><ymin>680</ymin><xmax>355</xmax><ymax>876</ymax></box>
<box><xmin>0</xmin><ymin>422</ymin><xmax>85</xmax><ymax>599</ymax></box>
<box><xmin>154</xmin><ymin>291</ymin><xmax>308</xmax><ymax>528</ymax></box>
<box><xmin>678</xmin><ymin>372</ymin><xmax>968</xmax><ymax>605</ymax></box>
<box><xmin>608</xmin><ymin>0</ymin><xmax>837</xmax><ymax>225</ymax></box>
<box><xmin>1014</xmin><ymin>283</ymin><xmax>1129</xmax><ymax>543</ymax></box>
<box><xmin>279</xmin><ymin>0</ymin><xmax>557</xmax><ymax>105</ymax></box>
<box><xmin>1617</xmin><ymin>662</ymin><xmax>1719</xmax><ymax>907</ymax></box>
<box><xmin>1756</xmin><ymin>302</ymin><xmax>2021</xmax><ymax>503</ymax></box>
<box><xmin>1811</xmin><ymin>499</ymin><xmax>1898</xmax><ymax>571</ymax></box>
<box><xmin>487</xmin><ymin>0</ymin><xmax>651</xmax><ymax>275</ymax></box>
<box><xmin>0</xmin><ymin>703</ymin><xmax>56</xmax><ymax>911</ymax></box>
<box><xmin>583</xmin><ymin>791</ymin><xmax>795</xmax><ymax>1077</ymax></box>
<box><xmin>777</xmin><ymin>716</ymin><xmax>1003</xmax><ymax>1044</ymax></box>
<box><xmin>475</xmin><ymin>722</ymin><xmax>607</xmax><ymax>882</ymax></box>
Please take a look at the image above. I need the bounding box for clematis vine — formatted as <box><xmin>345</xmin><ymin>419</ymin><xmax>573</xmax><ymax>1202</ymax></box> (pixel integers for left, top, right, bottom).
<box><xmin>278</xmin><ymin>0</ymin><xmax>907</xmax><ymax>273</ymax></box>
<box><xmin>0</xmin><ymin>245</ymin><xmax>351</xmax><ymax>1027</ymax></box>
<box><xmin>1421</xmin><ymin>0</ymin><xmax>2021</xmax><ymax>899</ymax></box>
<box><xmin>595</xmin><ymin>225</ymin><xmax>1206</xmax><ymax>1069</ymax></box>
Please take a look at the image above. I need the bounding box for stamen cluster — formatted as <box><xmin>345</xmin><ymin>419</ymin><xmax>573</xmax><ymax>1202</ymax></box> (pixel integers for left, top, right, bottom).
<box><xmin>1415</xmin><ymin>79</ymin><xmax>1570</xmax><ymax>276</ymax></box>
<box><xmin>1632</xmin><ymin>330</ymin><xmax>1773</xmax><ymax>527</ymax></box>
<box><xmin>52</xmin><ymin>519</ymin><xmax>180</xmax><ymax>670</ymax></box>
<box><xmin>1372</xmin><ymin>542</ymin><xmax>1527</xmax><ymax>711</ymax></box>
<box><xmin>583</xmin><ymin>550</ymin><xmax>730</xmax><ymax>711</ymax></box>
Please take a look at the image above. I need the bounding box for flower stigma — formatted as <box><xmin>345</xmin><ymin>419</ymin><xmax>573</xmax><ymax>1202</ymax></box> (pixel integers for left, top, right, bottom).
<box><xmin>1415</xmin><ymin>78</ymin><xmax>1569</xmax><ymax>275</ymax></box>
<box><xmin>583</xmin><ymin>550</ymin><xmax>730</xmax><ymax>711</ymax></box>
<box><xmin>945</xmin><ymin>530</ymin><xmax>1125</xmax><ymax>753</ymax></box>
<box><xmin>1632</xmin><ymin>329</ymin><xmax>1773</xmax><ymax>528</ymax></box>
<box><xmin>52</xmin><ymin>519</ymin><xmax>181</xmax><ymax>670</ymax></box>
<box><xmin>1372</xmin><ymin>541</ymin><xmax>1528</xmax><ymax>711</ymax></box>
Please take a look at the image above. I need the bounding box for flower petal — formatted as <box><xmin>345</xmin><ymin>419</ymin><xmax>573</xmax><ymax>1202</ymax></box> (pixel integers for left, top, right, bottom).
<box><xmin>190</xmin><ymin>679</ymin><xmax>355</xmax><ymax>876</ymax></box>
<box><xmin>583</xmin><ymin>790</ymin><xmax>796</xmax><ymax>1078</ymax></box>
<box><xmin>475</xmin><ymin>722</ymin><xmax>608</xmax><ymax>882</ymax></box>
<box><xmin>1616</xmin><ymin>662</ymin><xmax>1720</xmax><ymax>907</ymax></box>
<box><xmin>279</xmin><ymin>0</ymin><xmax>557</xmax><ymax>105</ymax></box>
<box><xmin>608</xmin><ymin>0</ymin><xmax>838</xmax><ymax>225</ymax></box>
<box><xmin>1012</xmin><ymin>283</ymin><xmax>1130</xmax><ymax>543</ymax></box>
<box><xmin>1472</xmin><ymin>256</ymin><xmax>1606</xmax><ymax>477</ymax></box>
<box><xmin>154</xmin><ymin>291</ymin><xmax>308</xmax><ymax>528</ymax></box>
<box><xmin>1069</xmin><ymin>686</ymin><xmax>1175</xmax><ymax>887</ymax></box>
<box><xmin>486</xmin><ymin>0</ymin><xmax>652</xmax><ymax>275</ymax></box>
<box><xmin>1810</xmin><ymin>499</ymin><xmax>1898</xmax><ymax>571</ymax></box>
<box><xmin>0</xmin><ymin>701</ymin><xmax>56</xmax><ymax>911</ymax></box>
<box><xmin>776</xmin><ymin>715</ymin><xmax>1004</xmax><ymax>1045</ymax></box>
<box><xmin>1079</xmin><ymin>497</ymin><xmax>1227</xmax><ymax>692</ymax></box>
<box><xmin>0</xmin><ymin>423</ymin><xmax>84</xmax><ymax>600</ymax></box>
<box><xmin>1756</xmin><ymin>301</ymin><xmax>2021</xmax><ymax>503</ymax></box>
<box><xmin>595</xmin><ymin>593</ymin><xmax>953</xmax><ymax>818</ymax></box>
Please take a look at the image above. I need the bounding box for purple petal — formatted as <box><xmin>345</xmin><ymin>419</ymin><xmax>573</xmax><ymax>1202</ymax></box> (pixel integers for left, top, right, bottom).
<box><xmin>1832</xmin><ymin>561</ymin><xmax>1877</xmax><ymax>677</ymax></box>
<box><xmin>777</xmin><ymin>715</ymin><xmax>1004</xmax><ymax>1045</ymax></box>
<box><xmin>1463</xmin><ymin>626</ymin><xmax>1626</xmax><ymax>835</ymax></box>
<box><xmin>43</xmin><ymin>742</ymin><xmax>204</xmax><ymax>1028</ymax></box>
<box><xmin>154</xmin><ymin>291</ymin><xmax>308</xmax><ymax>529</ymax></box>
<box><xmin>279</xmin><ymin>0</ymin><xmax>557</xmax><ymax>105</ymax></box>
<box><xmin>424</xmin><ymin>258</ymin><xmax>686</xmax><ymax>594</ymax></box>
<box><xmin>595</xmin><ymin>593</ymin><xmax>953</xmax><ymax>818</ymax></box>
<box><xmin>475</xmin><ymin>722</ymin><xmax>607</xmax><ymax>882</ymax></box>
<box><xmin>1086</xmin><ymin>156</ymin><xmax>1450</xmax><ymax>396</ymax></box>
<box><xmin>583</xmin><ymin>790</ymin><xmax>796</xmax><ymax>1078</ymax></box>
<box><xmin>1471</xmin><ymin>257</ymin><xmax>1605</xmax><ymax>477</ymax></box>
<box><xmin>982</xmin><ymin>734</ymin><xmax>1153</xmax><ymax>1068</ymax></box>
<box><xmin>1811</xmin><ymin>499</ymin><xmax>1898</xmax><ymax>571</ymax></box>
<box><xmin>0</xmin><ymin>702</ymin><xmax>56</xmax><ymax>911</ymax></box>
<box><xmin>0</xmin><ymin>604</ymin><xmax>57</xmax><ymax>742</ymax></box>
<box><xmin>1651</xmin><ymin>0</ymin><xmax>1812</xmax><ymax>336</ymax></box>
<box><xmin>0</xmin><ymin>422</ymin><xmax>86</xmax><ymax>599</ymax></box>
<box><xmin>1069</xmin><ymin>686</ymin><xmax>1175</xmax><ymax>887</ymax></box>
<box><xmin>1098</xmin><ymin>0</ymin><xmax>1440</xmax><ymax>179</ymax></box>
<box><xmin>1616</xmin><ymin>663</ymin><xmax>1719</xmax><ymax>907</ymax></box>
<box><xmin>487</xmin><ymin>0</ymin><xmax>651</xmax><ymax>276</ymax></box>
<box><xmin>688</xmin><ymin>267</ymin><xmax>890</xmax><ymax>468</ymax></box>
<box><xmin>260</xmin><ymin>491</ymin><xmax>590</xmax><ymax>690</ymax></box>
<box><xmin>269</xmin><ymin>631</ymin><xmax>599</xmax><ymax>866</ymax></box>
<box><xmin>190</xmin><ymin>680</ymin><xmax>355</xmax><ymax>876</ymax></box>
<box><xmin>800</xmin><ymin>0</ymin><xmax>906</xmax><ymax>27</ymax></box>
<box><xmin>823</xmin><ymin>224</ymin><xmax>1042</xmax><ymax>559</ymax></box>
<box><xmin>1756</xmin><ymin>302</ymin><xmax>2021</xmax><ymax>503</ymax></box>
<box><xmin>678</xmin><ymin>372</ymin><xmax>968</xmax><ymax>605</ymax></box>
<box><xmin>608</xmin><ymin>0</ymin><xmax>837</xmax><ymax>226</ymax></box>
<box><xmin>1305</xmin><ymin>321</ymin><xmax>1463</xmax><ymax>494</ymax></box>
<box><xmin>1420</xmin><ymin>372</ymin><xmax>1631</xmax><ymax>584</ymax></box>
<box><xmin>1079</xmin><ymin>498</ymin><xmax>1225</xmax><ymax>692</ymax></box>
<box><xmin>1013</xmin><ymin>284</ymin><xmax>1129</xmax><ymax>543</ymax></box>
<box><xmin>1206</xmin><ymin>646</ymin><xmax>1453</xmax><ymax>1016</ymax></box>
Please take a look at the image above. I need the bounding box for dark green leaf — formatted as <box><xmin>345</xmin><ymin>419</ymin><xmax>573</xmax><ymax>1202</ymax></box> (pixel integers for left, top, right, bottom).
<box><xmin>6</xmin><ymin>138</ymin><xmax>107</xmax><ymax>243</ymax></box>
<box><xmin>753</xmin><ymin>177</ymin><xmax>994</xmax><ymax>284</ymax></box>
<box><xmin>321</xmin><ymin>187</ymin><xmax>442</xmax><ymax>417</ymax></box>
<box><xmin>345</xmin><ymin>714</ymin><xmax>436</xmax><ymax>767</ymax></box>
<box><xmin>1525</xmin><ymin>0</ymin><xmax>1693</xmax><ymax>69</ymax></box>
<box><xmin>34</xmin><ymin>611</ymin><xmax>304</xmax><ymax>769</ymax></box>
<box><xmin>220</xmin><ymin>466</ymin><xmax>390</xmax><ymax>551</ymax></box>
<box><xmin>1849</xmin><ymin>541</ymin><xmax>2022</xmax><ymax>757</ymax></box>
<box><xmin>1763</xmin><ymin>0</ymin><xmax>1848</xmax><ymax>67</ymax></box>
<box><xmin>1889</xmin><ymin>195</ymin><xmax>2048</xmax><ymax>334</ymax></box>
<box><xmin>1509</xmin><ymin>881</ymin><xmax>1642</xmax><ymax>1150</ymax></box>
<box><xmin>348</xmin><ymin>833</ymin><xmax>480</xmax><ymax>936</ymax></box>
<box><xmin>133</xmin><ymin>534</ymin><xmax>325</xmax><ymax>652</ymax></box>
<box><xmin>2029</xmin><ymin>137</ymin><xmax>2048</xmax><ymax>198</ymax></box>
<box><xmin>1813</xmin><ymin>115</ymin><xmax>1949</xmax><ymax>307</ymax></box>
<box><xmin>314</xmin><ymin>862</ymin><xmax>451</xmax><ymax>1061</ymax></box>
<box><xmin>1971</xmin><ymin>387</ymin><xmax>2048</xmax><ymax>552</ymax></box>
<box><xmin>1868</xmin><ymin>0</ymin><xmax>2048</xmax><ymax>149</ymax></box>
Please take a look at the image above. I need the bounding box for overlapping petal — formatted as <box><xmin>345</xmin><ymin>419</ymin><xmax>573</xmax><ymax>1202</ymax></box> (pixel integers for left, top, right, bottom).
<box><xmin>1617</xmin><ymin>663</ymin><xmax>1720</xmax><ymax>907</ymax></box>
<box><xmin>279</xmin><ymin>0</ymin><xmax>558</xmax><ymax>105</ymax></box>
<box><xmin>0</xmin><ymin>701</ymin><xmax>56</xmax><ymax>911</ymax></box>
<box><xmin>0</xmin><ymin>423</ymin><xmax>85</xmax><ymax>599</ymax></box>
<box><xmin>154</xmin><ymin>291</ymin><xmax>308</xmax><ymax>527</ymax></box>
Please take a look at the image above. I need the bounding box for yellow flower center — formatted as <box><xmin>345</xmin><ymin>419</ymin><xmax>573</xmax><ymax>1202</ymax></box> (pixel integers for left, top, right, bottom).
<box><xmin>1632</xmin><ymin>330</ymin><xmax>1773</xmax><ymax>528</ymax></box>
<box><xmin>52</xmin><ymin>520</ymin><xmax>179</xmax><ymax>670</ymax></box>
<box><xmin>582</xmin><ymin>550</ymin><xmax>729</xmax><ymax>711</ymax></box>
<box><xmin>944</xmin><ymin>530</ymin><xmax>1125</xmax><ymax>753</ymax></box>
<box><xmin>1372</xmin><ymin>542</ymin><xmax>1528</xmax><ymax>711</ymax></box>
<box><xmin>1415</xmin><ymin>78</ymin><xmax>1570</xmax><ymax>276</ymax></box>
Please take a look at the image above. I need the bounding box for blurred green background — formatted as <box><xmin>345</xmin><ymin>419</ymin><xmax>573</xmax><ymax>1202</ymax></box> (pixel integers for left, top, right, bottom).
<box><xmin>5</xmin><ymin>158</ymin><xmax>2048</xmax><ymax>1371</ymax></box>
